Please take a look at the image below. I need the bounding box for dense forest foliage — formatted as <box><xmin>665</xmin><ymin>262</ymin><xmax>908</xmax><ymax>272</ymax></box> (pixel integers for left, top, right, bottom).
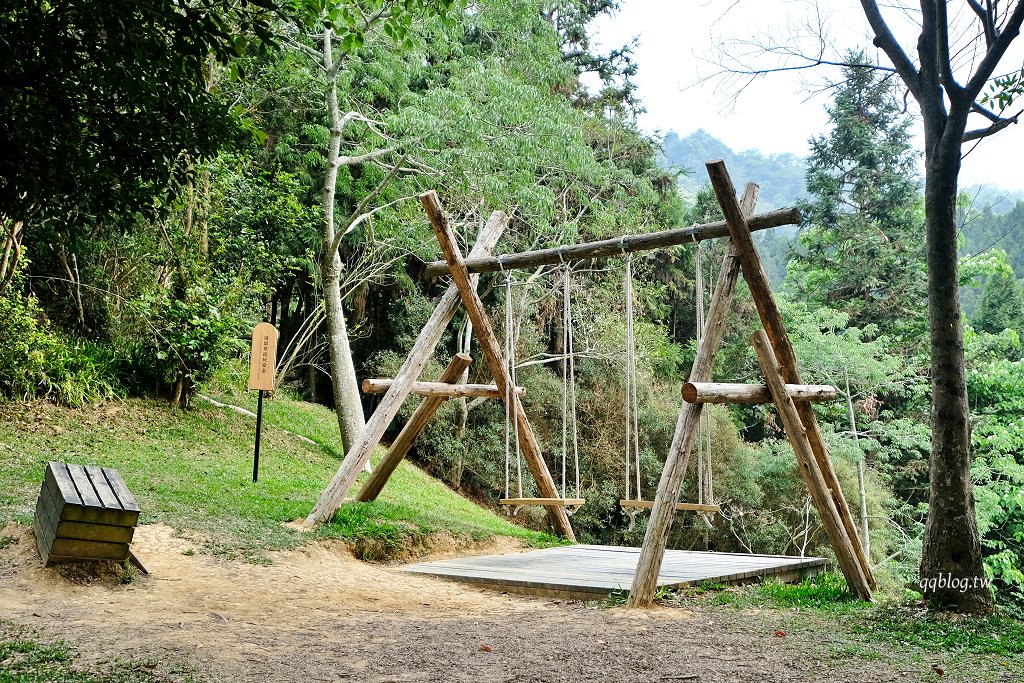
<box><xmin>2</xmin><ymin>1</ymin><xmax>1023</xmax><ymax>608</ymax></box>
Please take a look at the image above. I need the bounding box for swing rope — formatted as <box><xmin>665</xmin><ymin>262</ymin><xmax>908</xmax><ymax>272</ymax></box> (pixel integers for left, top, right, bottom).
<box><xmin>695</xmin><ymin>242</ymin><xmax>715</xmax><ymax>522</ymax></box>
<box><xmin>503</xmin><ymin>270</ymin><xmax>523</xmax><ymax>499</ymax></box>
<box><xmin>562</xmin><ymin>264</ymin><xmax>581</xmax><ymax>500</ymax></box>
<box><xmin>619</xmin><ymin>242</ymin><xmax>718</xmax><ymax>522</ymax></box>
<box><xmin>623</xmin><ymin>254</ymin><xmax>641</xmax><ymax>501</ymax></box>
<box><xmin>696</xmin><ymin>242</ymin><xmax>706</xmax><ymax>506</ymax></box>
<box><xmin>502</xmin><ymin>266</ymin><xmax>583</xmax><ymax>508</ymax></box>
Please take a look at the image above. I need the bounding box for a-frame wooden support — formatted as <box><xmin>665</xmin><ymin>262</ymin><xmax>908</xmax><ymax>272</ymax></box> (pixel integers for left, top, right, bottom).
<box><xmin>628</xmin><ymin>160</ymin><xmax>874</xmax><ymax>607</ymax></box>
<box><xmin>307</xmin><ymin>195</ymin><xmax>576</xmax><ymax>540</ymax></box>
<box><xmin>421</xmin><ymin>191</ymin><xmax>576</xmax><ymax>540</ymax></box>
<box><xmin>711</xmin><ymin>162</ymin><xmax>874</xmax><ymax>598</ymax></box>
<box><xmin>306</xmin><ymin>210</ymin><xmax>507</xmax><ymax>526</ymax></box>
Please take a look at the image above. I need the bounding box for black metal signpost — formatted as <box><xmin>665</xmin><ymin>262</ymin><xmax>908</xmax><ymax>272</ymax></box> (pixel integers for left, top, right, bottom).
<box><xmin>248</xmin><ymin>322</ymin><xmax>278</xmax><ymax>483</ymax></box>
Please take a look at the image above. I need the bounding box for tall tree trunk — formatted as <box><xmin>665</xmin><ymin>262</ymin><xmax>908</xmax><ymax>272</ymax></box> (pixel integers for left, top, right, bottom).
<box><xmin>0</xmin><ymin>219</ymin><xmax>24</xmax><ymax>295</ymax></box>
<box><xmin>918</xmin><ymin>117</ymin><xmax>992</xmax><ymax>612</ymax></box>
<box><xmin>320</xmin><ymin>29</ymin><xmax>366</xmax><ymax>452</ymax></box>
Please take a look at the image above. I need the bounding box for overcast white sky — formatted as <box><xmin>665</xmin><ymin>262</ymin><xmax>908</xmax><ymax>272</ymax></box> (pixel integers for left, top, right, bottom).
<box><xmin>588</xmin><ymin>0</ymin><xmax>1024</xmax><ymax>191</ymax></box>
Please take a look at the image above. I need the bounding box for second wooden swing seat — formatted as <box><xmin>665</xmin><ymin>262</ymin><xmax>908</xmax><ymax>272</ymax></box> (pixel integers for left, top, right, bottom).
<box><xmin>618</xmin><ymin>247</ymin><xmax>722</xmax><ymax>519</ymax></box>
<box><xmin>498</xmin><ymin>497</ymin><xmax>586</xmax><ymax>507</ymax></box>
<box><xmin>619</xmin><ymin>500</ymin><xmax>720</xmax><ymax>514</ymax></box>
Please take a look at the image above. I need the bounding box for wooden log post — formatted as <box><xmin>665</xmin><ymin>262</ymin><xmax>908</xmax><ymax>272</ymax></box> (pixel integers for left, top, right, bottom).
<box><xmin>682</xmin><ymin>382</ymin><xmax>838</xmax><ymax>404</ymax></box>
<box><xmin>306</xmin><ymin>211</ymin><xmax>507</xmax><ymax>525</ymax></box>
<box><xmin>421</xmin><ymin>191</ymin><xmax>576</xmax><ymax>541</ymax></box>
<box><xmin>752</xmin><ymin>330</ymin><xmax>873</xmax><ymax>600</ymax></box>
<box><xmin>361</xmin><ymin>378</ymin><xmax>524</xmax><ymax>399</ymax></box>
<box><xmin>357</xmin><ymin>354</ymin><xmax>472</xmax><ymax>502</ymax></box>
<box><xmin>706</xmin><ymin>159</ymin><xmax>876</xmax><ymax>592</ymax></box>
<box><xmin>627</xmin><ymin>181</ymin><xmax>761</xmax><ymax>608</ymax></box>
<box><xmin>422</xmin><ymin>207</ymin><xmax>801</xmax><ymax>277</ymax></box>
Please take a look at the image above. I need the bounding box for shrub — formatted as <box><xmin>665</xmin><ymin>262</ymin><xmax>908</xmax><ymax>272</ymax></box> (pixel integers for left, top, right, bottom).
<box><xmin>0</xmin><ymin>279</ymin><xmax>52</xmax><ymax>399</ymax></box>
<box><xmin>125</xmin><ymin>285</ymin><xmax>246</xmax><ymax>407</ymax></box>
<box><xmin>0</xmin><ymin>271</ymin><xmax>120</xmax><ymax>406</ymax></box>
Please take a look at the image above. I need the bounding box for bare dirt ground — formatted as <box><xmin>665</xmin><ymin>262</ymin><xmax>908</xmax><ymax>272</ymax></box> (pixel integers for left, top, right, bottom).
<box><xmin>0</xmin><ymin>523</ymin><xmax>940</xmax><ymax>682</ymax></box>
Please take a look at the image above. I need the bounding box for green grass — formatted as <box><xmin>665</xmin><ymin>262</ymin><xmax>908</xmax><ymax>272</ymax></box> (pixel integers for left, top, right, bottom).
<box><xmin>856</xmin><ymin>608</ymin><xmax>1024</xmax><ymax>655</ymax></box>
<box><xmin>663</xmin><ymin>572</ymin><xmax>869</xmax><ymax>615</ymax></box>
<box><xmin>659</xmin><ymin>572</ymin><xmax>1024</xmax><ymax>679</ymax></box>
<box><xmin>685</xmin><ymin>572</ymin><xmax>1022</xmax><ymax>657</ymax></box>
<box><xmin>0</xmin><ymin>387</ymin><xmax>556</xmax><ymax>563</ymax></box>
<box><xmin>0</xmin><ymin>620</ymin><xmax>201</xmax><ymax>682</ymax></box>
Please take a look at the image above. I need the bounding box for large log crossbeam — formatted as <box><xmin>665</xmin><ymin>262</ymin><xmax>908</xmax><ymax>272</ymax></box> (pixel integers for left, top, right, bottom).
<box><xmin>422</xmin><ymin>207</ymin><xmax>801</xmax><ymax>278</ymax></box>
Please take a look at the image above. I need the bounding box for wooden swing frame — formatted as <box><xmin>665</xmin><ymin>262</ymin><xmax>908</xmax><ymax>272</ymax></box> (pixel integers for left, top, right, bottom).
<box><xmin>304</xmin><ymin>160</ymin><xmax>873</xmax><ymax>605</ymax></box>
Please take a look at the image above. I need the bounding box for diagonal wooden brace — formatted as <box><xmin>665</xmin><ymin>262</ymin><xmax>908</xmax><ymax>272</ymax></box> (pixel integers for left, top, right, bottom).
<box><xmin>752</xmin><ymin>331</ymin><xmax>872</xmax><ymax>600</ymax></box>
<box><xmin>306</xmin><ymin>211</ymin><xmax>507</xmax><ymax>525</ymax></box>
<box><xmin>707</xmin><ymin>159</ymin><xmax>875</xmax><ymax>594</ymax></box>
<box><xmin>421</xmin><ymin>191</ymin><xmax>576</xmax><ymax>541</ymax></box>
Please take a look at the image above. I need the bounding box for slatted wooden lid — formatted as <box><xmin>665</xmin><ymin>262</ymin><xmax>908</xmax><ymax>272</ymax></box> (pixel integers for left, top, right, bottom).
<box><xmin>45</xmin><ymin>461</ymin><xmax>140</xmax><ymax>513</ymax></box>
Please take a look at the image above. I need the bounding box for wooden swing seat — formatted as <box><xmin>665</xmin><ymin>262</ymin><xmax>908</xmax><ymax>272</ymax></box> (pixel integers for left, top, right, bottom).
<box><xmin>499</xmin><ymin>497</ymin><xmax>586</xmax><ymax>507</ymax></box>
<box><xmin>619</xmin><ymin>500</ymin><xmax>720</xmax><ymax>514</ymax></box>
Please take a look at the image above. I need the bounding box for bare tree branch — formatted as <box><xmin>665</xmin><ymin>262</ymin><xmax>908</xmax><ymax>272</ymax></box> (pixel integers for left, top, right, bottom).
<box><xmin>706</xmin><ymin>53</ymin><xmax>896</xmax><ymax>80</ymax></box>
<box><xmin>336</xmin><ymin>143</ymin><xmax>403</xmax><ymax>168</ymax></box>
<box><xmin>962</xmin><ymin>110</ymin><xmax>1020</xmax><ymax>140</ymax></box>
<box><xmin>967</xmin><ymin>0</ymin><xmax>998</xmax><ymax>46</ymax></box>
<box><xmin>859</xmin><ymin>0</ymin><xmax>922</xmax><ymax>99</ymax></box>
<box><xmin>964</xmin><ymin>3</ymin><xmax>1024</xmax><ymax>101</ymax></box>
<box><xmin>337</xmin><ymin>110</ymin><xmax>384</xmax><ymax>132</ymax></box>
<box><xmin>280</xmin><ymin>28</ymin><xmax>327</xmax><ymax>66</ymax></box>
<box><xmin>338</xmin><ymin>238</ymin><xmax>407</xmax><ymax>302</ymax></box>
<box><xmin>971</xmin><ymin>100</ymin><xmax>1003</xmax><ymax>121</ymax></box>
<box><xmin>916</xmin><ymin>0</ymin><xmax>947</xmax><ymax>122</ymax></box>
<box><xmin>934</xmin><ymin>1</ymin><xmax>965</xmax><ymax>98</ymax></box>
<box><xmin>334</xmin><ymin>194</ymin><xmax>419</xmax><ymax>258</ymax></box>
<box><xmin>330</xmin><ymin>153</ymin><xmax>409</xmax><ymax>255</ymax></box>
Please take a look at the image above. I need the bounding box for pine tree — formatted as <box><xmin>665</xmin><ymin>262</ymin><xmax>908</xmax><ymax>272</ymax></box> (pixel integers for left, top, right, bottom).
<box><xmin>789</xmin><ymin>51</ymin><xmax>925</xmax><ymax>339</ymax></box>
<box><xmin>974</xmin><ymin>270</ymin><xmax>1024</xmax><ymax>337</ymax></box>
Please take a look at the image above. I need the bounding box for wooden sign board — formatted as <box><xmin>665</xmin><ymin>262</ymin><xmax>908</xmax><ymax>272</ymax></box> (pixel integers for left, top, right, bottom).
<box><xmin>248</xmin><ymin>322</ymin><xmax>278</xmax><ymax>391</ymax></box>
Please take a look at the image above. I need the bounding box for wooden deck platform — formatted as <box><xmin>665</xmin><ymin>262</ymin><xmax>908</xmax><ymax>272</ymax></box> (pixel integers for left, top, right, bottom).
<box><xmin>403</xmin><ymin>544</ymin><xmax>826</xmax><ymax>600</ymax></box>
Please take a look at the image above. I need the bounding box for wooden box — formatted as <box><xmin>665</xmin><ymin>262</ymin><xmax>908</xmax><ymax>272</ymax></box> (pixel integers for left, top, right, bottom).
<box><xmin>34</xmin><ymin>461</ymin><xmax>141</xmax><ymax>565</ymax></box>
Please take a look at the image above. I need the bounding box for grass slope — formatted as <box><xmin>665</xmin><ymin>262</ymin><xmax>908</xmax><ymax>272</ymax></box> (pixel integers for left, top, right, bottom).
<box><xmin>0</xmin><ymin>392</ymin><xmax>556</xmax><ymax>563</ymax></box>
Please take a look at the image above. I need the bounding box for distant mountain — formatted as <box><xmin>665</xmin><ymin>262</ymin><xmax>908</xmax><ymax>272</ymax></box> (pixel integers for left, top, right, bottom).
<box><xmin>660</xmin><ymin>129</ymin><xmax>808</xmax><ymax>211</ymax></box>
<box><xmin>658</xmin><ymin>130</ymin><xmax>1024</xmax><ymax>292</ymax></box>
<box><xmin>961</xmin><ymin>184</ymin><xmax>1024</xmax><ymax>215</ymax></box>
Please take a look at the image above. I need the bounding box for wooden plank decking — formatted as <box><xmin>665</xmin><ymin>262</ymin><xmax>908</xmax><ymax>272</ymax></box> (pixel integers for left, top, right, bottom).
<box><xmin>403</xmin><ymin>545</ymin><xmax>826</xmax><ymax>600</ymax></box>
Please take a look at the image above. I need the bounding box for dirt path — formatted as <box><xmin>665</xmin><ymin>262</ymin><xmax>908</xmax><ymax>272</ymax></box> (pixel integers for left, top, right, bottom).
<box><xmin>2</xmin><ymin>523</ymin><xmax>920</xmax><ymax>682</ymax></box>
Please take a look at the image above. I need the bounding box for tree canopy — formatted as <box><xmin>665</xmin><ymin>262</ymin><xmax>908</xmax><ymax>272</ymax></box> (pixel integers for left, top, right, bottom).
<box><xmin>0</xmin><ymin>1</ymin><xmax>296</xmax><ymax>228</ymax></box>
